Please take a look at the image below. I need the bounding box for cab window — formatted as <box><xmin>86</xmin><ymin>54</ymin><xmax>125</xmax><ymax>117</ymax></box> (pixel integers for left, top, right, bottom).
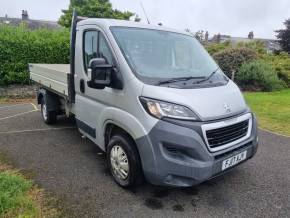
<box><xmin>99</xmin><ymin>33</ymin><xmax>114</xmax><ymax>65</ymax></box>
<box><xmin>83</xmin><ymin>30</ymin><xmax>115</xmax><ymax>72</ymax></box>
<box><xmin>83</xmin><ymin>30</ymin><xmax>98</xmax><ymax>71</ymax></box>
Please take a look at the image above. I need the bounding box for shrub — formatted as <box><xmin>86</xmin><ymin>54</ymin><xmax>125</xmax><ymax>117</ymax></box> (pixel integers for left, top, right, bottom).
<box><xmin>205</xmin><ymin>41</ymin><xmax>231</xmax><ymax>56</ymax></box>
<box><xmin>261</xmin><ymin>52</ymin><xmax>290</xmax><ymax>87</ymax></box>
<box><xmin>213</xmin><ymin>47</ymin><xmax>258</xmax><ymax>78</ymax></box>
<box><xmin>236</xmin><ymin>61</ymin><xmax>286</xmax><ymax>91</ymax></box>
<box><xmin>0</xmin><ymin>24</ymin><xmax>70</xmax><ymax>86</ymax></box>
<box><xmin>236</xmin><ymin>40</ymin><xmax>267</xmax><ymax>56</ymax></box>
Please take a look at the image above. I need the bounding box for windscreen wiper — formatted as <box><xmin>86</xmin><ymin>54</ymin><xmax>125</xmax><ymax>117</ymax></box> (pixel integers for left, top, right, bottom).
<box><xmin>192</xmin><ymin>68</ymin><xmax>219</xmax><ymax>84</ymax></box>
<box><xmin>157</xmin><ymin>76</ymin><xmax>205</xmax><ymax>85</ymax></box>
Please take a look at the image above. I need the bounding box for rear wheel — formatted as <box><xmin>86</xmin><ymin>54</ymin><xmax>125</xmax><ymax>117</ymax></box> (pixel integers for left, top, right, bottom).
<box><xmin>41</xmin><ymin>99</ymin><xmax>57</xmax><ymax>124</ymax></box>
<box><xmin>107</xmin><ymin>133</ymin><xmax>143</xmax><ymax>188</ymax></box>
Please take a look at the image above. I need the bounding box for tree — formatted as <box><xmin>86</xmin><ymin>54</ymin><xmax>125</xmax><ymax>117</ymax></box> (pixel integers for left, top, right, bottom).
<box><xmin>205</xmin><ymin>31</ymin><xmax>209</xmax><ymax>43</ymax></box>
<box><xmin>215</xmin><ymin>33</ymin><xmax>221</xmax><ymax>43</ymax></box>
<box><xmin>134</xmin><ymin>15</ymin><xmax>141</xmax><ymax>22</ymax></box>
<box><xmin>195</xmin><ymin>30</ymin><xmax>204</xmax><ymax>42</ymax></box>
<box><xmin>185</xmin><ymin>28</ymin><xmax>192</xmax><ymax>34</ymax></box>
<box><xmin>248</xmin><ymin>31</ymin><xmax>254</xmax><ymax>39</ymax></box>
<box><xmin>276</xmin><ymin>18</ymin><xmax>290</xmax><ymax>53</ymax></box>
<box><xmin>58</xmin><ymin>0</ymin><xmax>134</xmax><ymax>28</ymax></box>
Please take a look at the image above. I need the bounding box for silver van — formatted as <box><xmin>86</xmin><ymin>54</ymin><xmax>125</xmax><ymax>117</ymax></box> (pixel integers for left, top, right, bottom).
<box><xmin>29</xmin><ymin>12</ymin><xmax>258</xmax><ymax>188</ymax></box>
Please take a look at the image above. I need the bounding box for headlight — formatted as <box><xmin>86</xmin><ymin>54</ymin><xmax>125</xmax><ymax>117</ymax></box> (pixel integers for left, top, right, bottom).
<box><xmin>140</xmin><ymin>97</ymin><xmax>198</xmax><ymax>120</ymax></box>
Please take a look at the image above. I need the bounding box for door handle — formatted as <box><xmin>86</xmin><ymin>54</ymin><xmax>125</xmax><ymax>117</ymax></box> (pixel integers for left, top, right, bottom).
<box><xmin>80</xmin><ymin>79</ymin><xmax>85</xmax><ymax>93</ymax></box>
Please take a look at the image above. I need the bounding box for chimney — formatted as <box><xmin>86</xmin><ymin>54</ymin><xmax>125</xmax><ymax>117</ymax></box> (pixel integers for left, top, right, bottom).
<box><xmin>22</xmin><ymin>10</ymin><xmax>28</xmax><ymax>20</ymax></box>
<box><xmin>4</xmin><ymin>14</ymin><xmax>10</xmax><ymax>24</ymax></box>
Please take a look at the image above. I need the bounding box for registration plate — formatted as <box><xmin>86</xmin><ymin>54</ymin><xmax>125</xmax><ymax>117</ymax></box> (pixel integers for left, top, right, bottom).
<box><xmin>222</xmin><ymin>150</ymin><xmax>247</xmax><ymax>171</ymax></box>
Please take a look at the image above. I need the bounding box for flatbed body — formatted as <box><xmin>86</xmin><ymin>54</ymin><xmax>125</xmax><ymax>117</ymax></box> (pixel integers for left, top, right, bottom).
<box><xmin>29</xmin><ymin>64</ymin><xmax>70</xmax><ymax>97</ymax></box>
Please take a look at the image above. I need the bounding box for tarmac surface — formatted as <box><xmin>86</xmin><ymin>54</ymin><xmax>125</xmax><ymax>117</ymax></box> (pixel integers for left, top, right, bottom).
<box><xmin>0</xmin><ymin>102</ymin><xmax>289</xmax><ymax>218</ymax></box>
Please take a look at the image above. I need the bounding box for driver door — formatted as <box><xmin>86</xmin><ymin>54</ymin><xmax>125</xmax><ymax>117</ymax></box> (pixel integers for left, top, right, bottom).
<box><xmin>74</xmin><ymin>25</ymin><xmax>118</xmax><ymax>147</ymax></box>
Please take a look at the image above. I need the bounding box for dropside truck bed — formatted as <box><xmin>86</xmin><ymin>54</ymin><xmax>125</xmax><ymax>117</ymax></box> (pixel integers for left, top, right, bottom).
<box><xmin>29</xmin><ymin>64</ymin><xmax>70</xmax><ymax>97</ymax></box>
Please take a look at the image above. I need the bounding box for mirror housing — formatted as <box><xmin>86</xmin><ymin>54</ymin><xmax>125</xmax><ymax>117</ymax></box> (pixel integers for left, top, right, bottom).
<box><xmin>87</xmin><ymin>58</ymin><xmax>113</xmax><ymax>89</ymax></box>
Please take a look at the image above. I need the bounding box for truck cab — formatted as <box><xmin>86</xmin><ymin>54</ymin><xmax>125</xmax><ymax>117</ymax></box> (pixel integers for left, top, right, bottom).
<box><xmin>30</xmin><ymin>14</ymin><xmax>258</xmax><ymax>188</ymax></box>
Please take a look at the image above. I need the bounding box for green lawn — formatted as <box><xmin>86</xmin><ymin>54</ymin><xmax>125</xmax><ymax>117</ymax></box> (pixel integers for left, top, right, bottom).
<box><xmin>0</xmin><ymin>172</ymin><xmax>36</xmax><ymax>217</ymax></box>
<box><xmin>244</xmin><ymin>89</ymin><xmax>290</xmax><ymax>136</ymax></box>
<box><xmin>0</xmin><ymin>153</ymin><xmax>62</xmax><ymax>217</ymax></box>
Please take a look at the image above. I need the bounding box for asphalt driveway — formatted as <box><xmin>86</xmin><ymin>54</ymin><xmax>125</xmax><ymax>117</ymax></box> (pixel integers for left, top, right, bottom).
<box><xmin>0</xmin><ymin>102</ymin><xmax>289</xmax><ymax>218</ymax></box>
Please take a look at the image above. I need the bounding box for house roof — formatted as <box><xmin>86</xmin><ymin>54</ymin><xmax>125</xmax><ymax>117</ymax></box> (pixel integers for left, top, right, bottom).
<box><xmin>0</xmin><ymin>16</ymin><xmax>61</xmax><ymax>30</ymax></box>
<box><xmin>210</xmin><ymin>34</ymin><xmax>281</xmax><ymax>51</ymax></box>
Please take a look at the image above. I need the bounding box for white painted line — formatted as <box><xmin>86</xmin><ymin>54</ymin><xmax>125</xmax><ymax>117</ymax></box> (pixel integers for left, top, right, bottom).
<box><xmin>0</xmin><ymin>103</ymin><xmax>30</xmax><ymax>109</ymax></box>
<box><xmin>30</xmin><ymin>102</ymin><xmax>38</xmax><ymax>111</ymax></box>
<box><xmin>0</xmin><ymin>110</ymin><xmax>38</xmax><ymax>121</ymax></box>
<box><xmin>0</xmin><ymin>127</ymin><xmax>75</xmax><ymax>134</ymax></box>
<box><xmin>259</xmin><ymin>127</ymin><xmax>290</xmax><ymax>138</ymax></box>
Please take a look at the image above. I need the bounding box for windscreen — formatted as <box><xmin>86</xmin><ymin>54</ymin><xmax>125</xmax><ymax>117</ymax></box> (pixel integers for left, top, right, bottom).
<box><xmin>111</xmin><ymin>27</ymin><xmax>219</xmax><ymax>81</ymax></box>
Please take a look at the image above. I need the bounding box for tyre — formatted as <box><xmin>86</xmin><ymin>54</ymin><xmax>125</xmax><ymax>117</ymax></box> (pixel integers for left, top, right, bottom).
<box><xmin>107</xmin><ymin>133</ymin><xmax>143</xmax><ymax>188</ymax></box>
<box><xmin>41</xmin><ymin>98</ymin><xmax>57</xmax><ymax>124</ymax></box>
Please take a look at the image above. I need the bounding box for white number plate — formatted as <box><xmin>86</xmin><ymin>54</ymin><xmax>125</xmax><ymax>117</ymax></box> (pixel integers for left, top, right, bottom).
<box><xmin>222</xmin><ymin>150</ymin><xmax>247</xmax><ymax>171</ymax></box>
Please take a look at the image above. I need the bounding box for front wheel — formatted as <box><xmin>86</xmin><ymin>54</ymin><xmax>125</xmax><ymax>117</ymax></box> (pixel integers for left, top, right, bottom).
<box><xmin>107</xmin><ymin>134</ymin><xmax>143</xmax><ymax>188</ymax></box>
<box><xmin>41</xmin><ymin>99</ymin><xmax>57</xmax><ymax>124</ymax></box>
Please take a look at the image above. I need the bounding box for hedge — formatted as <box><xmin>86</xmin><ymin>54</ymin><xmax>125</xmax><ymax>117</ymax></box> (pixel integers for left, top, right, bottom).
<box><xmin>212</xmin><ymin>47</ymin><xmax>258</xmax><ymax>78</ymax></box>
<box><xmin>261</xmin><ymin>52</ymin><xmax>290</xmax><ymax>87</ymax></box>
<box><xmin>0</xmin><ymin>24</ymin><xmax>70</xmax><ymax>85</ymax></box>
<box><xmin>207</xmin><ymin>40</ymin><xmax>290</xmax><ymax>88</ymax></box>
<box><xmin>237</xmin><ymin>61</ymin><xmax>286</xmax><ymax>91</ymax></box>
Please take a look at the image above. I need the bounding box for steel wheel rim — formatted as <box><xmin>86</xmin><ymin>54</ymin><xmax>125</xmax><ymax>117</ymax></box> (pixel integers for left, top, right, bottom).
<box><xmin>110</xmin><ymin>145</ymin><xmax>129</xmax><ymax>180</ymax></box>
<box><xmin>42</xmin><ymin>104</ymin><xmax>48</xmax><ymax>120</ymax></box>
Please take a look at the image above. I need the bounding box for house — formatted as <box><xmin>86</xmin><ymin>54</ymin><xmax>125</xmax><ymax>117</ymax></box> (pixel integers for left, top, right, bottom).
<box><xmin>229</xmin><ymin>37</ymin><xmax>281</xmax><ymax>53</ymax></box>
<box><xmin>210</xmin><ymin>33</ymin><xmax>281</xmax><ymax>54</ymax></box>
<box><xmin>0</xmin><ymin>10</ymin><xmax>61</xmax><ymax>30</ymax></box>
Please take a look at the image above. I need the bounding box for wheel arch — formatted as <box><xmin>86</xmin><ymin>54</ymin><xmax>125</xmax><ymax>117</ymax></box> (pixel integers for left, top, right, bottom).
<box><xmin>98</xmin><ymin>107</ymin><xmax>152</xmax><ymax>149</ymax></box>
<box><xmin>105</xmin><ymin>122</ymin><xmax>145</xmax><ymax>187</ymax></box>
<box><xmin>37</xmin><ymin>88</ymin><xmax>60</xmax><ymax>112</ymax></box>
<box><xmin>37</xmin><ymin>89</ymin><xmax>45</xmax><ymax>105</ymax></box>
<box><xmin>103</xmin><ymin>119</ymin><xmax>158</xmax><ymax>185</ymax></box>
<box><xmin>104</xmin><ymin>122</ymin><xmax>139</xmax><ymax>151</ymax></box>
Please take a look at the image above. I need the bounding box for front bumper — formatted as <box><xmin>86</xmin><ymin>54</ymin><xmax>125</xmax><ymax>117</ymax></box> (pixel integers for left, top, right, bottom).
<box><xmin>136</xmin><ymin>113</ymin><xmax>258</xmax><ymax>187</ymax></box>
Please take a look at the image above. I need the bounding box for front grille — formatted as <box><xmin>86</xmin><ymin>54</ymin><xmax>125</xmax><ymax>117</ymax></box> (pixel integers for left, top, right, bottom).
<box><xmin>206</xmin><ymin>120</ymin><xmax>249</xmax><ymax>149</ymax></box>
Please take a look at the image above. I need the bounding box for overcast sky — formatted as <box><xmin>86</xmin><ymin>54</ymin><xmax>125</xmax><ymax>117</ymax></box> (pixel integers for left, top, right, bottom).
<box><xmin>0</xmin><ymin>0</ymin><xmax>289</xmax><ymax>39</ymax></box>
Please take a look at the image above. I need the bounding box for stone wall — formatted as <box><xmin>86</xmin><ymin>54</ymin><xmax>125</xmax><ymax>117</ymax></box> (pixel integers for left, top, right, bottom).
<box><xmin>0</xmin><ymin>84</ymin><xmax>38</xmax><ymax>98</ymax></box>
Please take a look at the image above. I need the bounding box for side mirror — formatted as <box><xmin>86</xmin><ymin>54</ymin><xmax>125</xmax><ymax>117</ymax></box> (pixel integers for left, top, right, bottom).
<box><xmin>87</xmin><ymin>58</ymin><xmax>113</xmax><ymax>89</ymax></box>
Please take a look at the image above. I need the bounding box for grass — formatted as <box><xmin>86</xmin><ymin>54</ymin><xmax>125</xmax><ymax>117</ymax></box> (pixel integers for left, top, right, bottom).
<box><xmin>244</xmin><ymin>89</ymin><xmax>290</xmax><ymax>136</ymax></box>
<box><xmin>0</xmin><ymin>172</ymin><xmax>35</xmax><ymax>216</ymax></box>
<box><xmin>0</xmin><ymin>96</ymin><xmax>35</xmax><ymax>103</ymax></box>
<box><xmin>0</xmin><ymin>96</ymin><xmax>8</xmax><ymax>103</ymax></box>
<box><xmin>0</xmin><ymin>153</ymin><xmax>62</xmax><ymax>217</ymax></box>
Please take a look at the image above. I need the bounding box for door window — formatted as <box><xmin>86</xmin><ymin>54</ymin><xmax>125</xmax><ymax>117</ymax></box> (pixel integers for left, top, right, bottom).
<box><xmin>99</xmin><ymin>33</ymin><xmax>114</xmax><ymax>65</ymax></box>
<box><xmin>83</xmin><ymin>30</ymin><xmax>98</xmax><ymax>71</ymax></box>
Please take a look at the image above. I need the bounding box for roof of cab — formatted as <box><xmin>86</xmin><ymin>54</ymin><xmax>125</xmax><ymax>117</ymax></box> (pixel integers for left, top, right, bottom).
<box><xmin>77</xmin><ymin>18</ymin><xmax>190</xmax><ymax>36</ymax></box>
